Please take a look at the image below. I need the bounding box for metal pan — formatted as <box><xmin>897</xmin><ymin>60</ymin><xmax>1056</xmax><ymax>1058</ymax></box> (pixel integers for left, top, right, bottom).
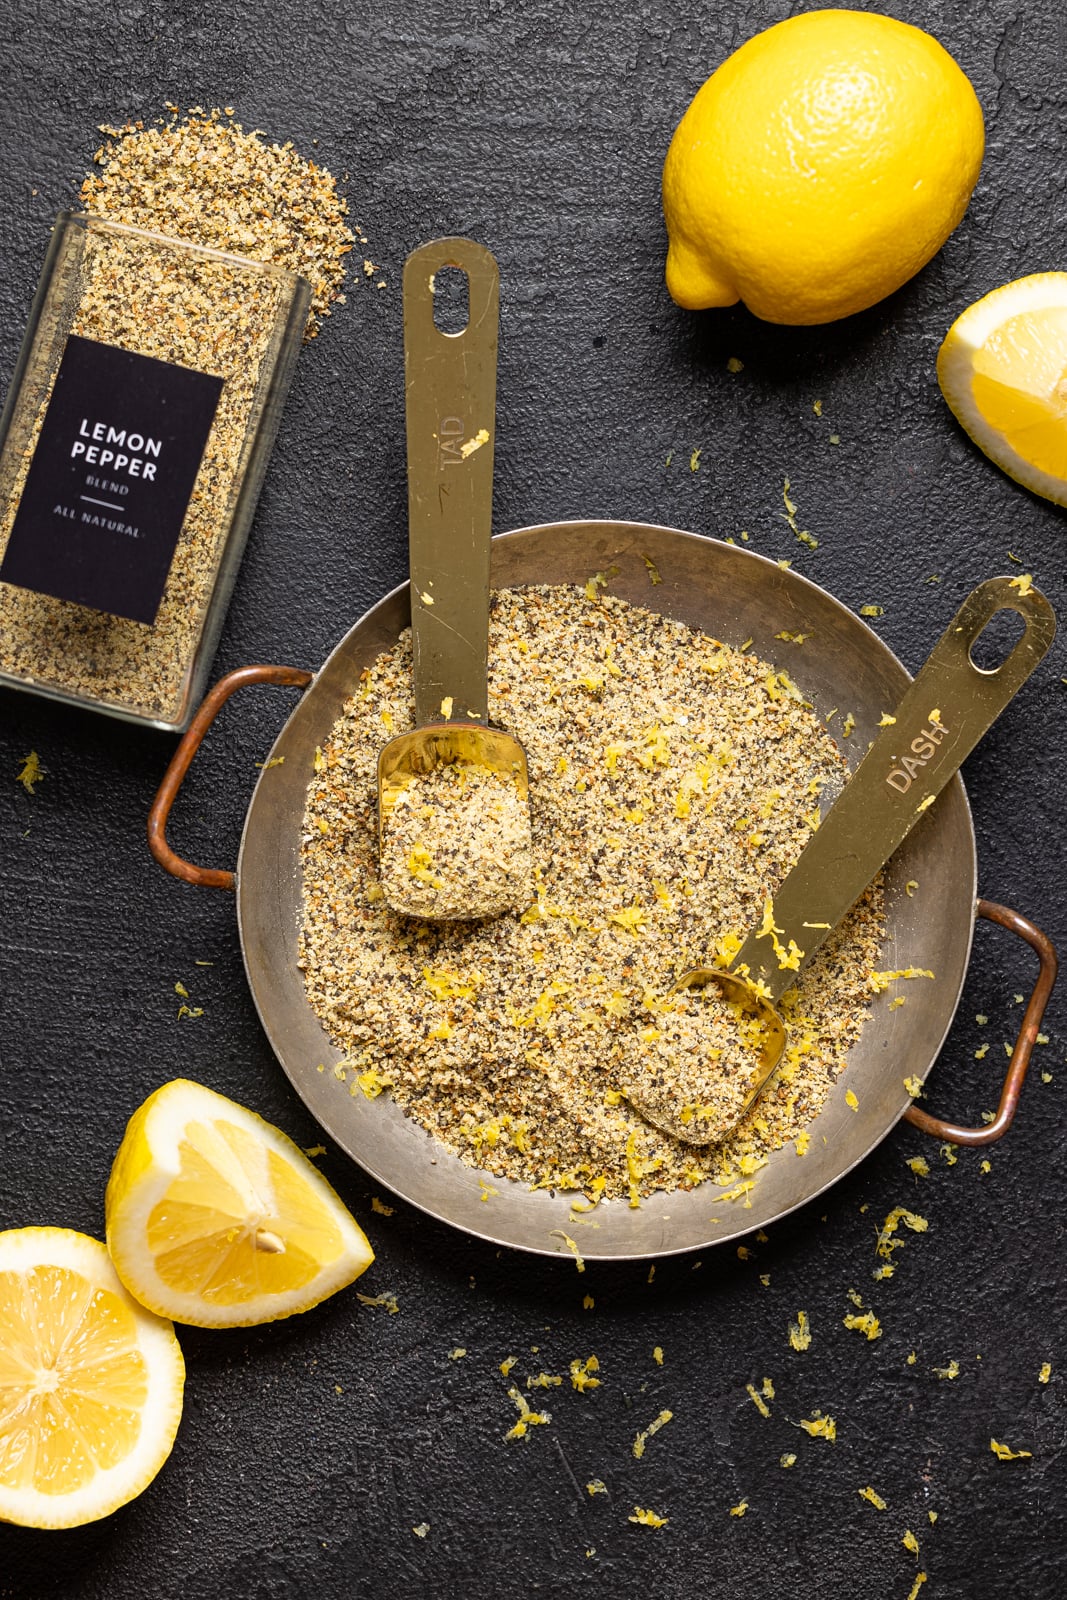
<box><xmin>149</xmin><ymin>521</ymin><xmax>1057</xmax><ymax>1260</ymax></box>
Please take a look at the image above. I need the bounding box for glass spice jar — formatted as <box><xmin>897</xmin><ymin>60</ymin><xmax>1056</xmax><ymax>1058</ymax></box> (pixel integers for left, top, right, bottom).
<box><xmin>0</xmin><ymin>211</ymin><xmax>311</xmax><ymax>730</ymax></box>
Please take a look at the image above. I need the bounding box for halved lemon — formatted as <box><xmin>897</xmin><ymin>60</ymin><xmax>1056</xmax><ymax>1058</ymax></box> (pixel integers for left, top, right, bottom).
<box><xmin>938</xmin><ymin>272</ymin><xmax>1067</xmax><ymax>505</ymax></box>
<box><xmin>105</xmin><ymin>1080</ymin><xmax>374</xmax><ymax>1328</ymax></box>
<box><xmin>0</xmin><ymin>1227</ymin><xmax>184</xmax><ymax>1529</ymax></box>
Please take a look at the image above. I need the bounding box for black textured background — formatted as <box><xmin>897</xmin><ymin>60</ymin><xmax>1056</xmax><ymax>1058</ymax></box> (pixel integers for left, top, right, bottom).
<box><xmin>1</xmin><ymin>2</ymin><xmax>1065</xmax><ymax>1596</ymax></box>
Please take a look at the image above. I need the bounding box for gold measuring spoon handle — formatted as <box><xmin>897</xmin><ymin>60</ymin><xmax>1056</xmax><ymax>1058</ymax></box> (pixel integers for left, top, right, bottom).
<box><xmin>730</xmin><ymin>577</ymin><xmax>1056</xmax><ymax>1005</ymax></box>
<box><xmin>403</xmin><ymin>237</ymin><xmax>499</xmax><ymax>727</ymax></box>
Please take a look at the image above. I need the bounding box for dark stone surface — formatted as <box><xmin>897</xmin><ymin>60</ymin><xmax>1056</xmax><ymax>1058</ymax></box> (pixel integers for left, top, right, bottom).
<box><xmin>0</xmin><ymin>2</ymin><xmax>1064</xmax><ymax>1595</ymax></box>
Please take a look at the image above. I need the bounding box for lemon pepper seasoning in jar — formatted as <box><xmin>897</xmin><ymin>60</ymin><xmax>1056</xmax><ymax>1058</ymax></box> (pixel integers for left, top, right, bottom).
<box><xmin>0</xmin><ymin>212</ymin><xmax>310</xmax><ymax>728</ymax></box>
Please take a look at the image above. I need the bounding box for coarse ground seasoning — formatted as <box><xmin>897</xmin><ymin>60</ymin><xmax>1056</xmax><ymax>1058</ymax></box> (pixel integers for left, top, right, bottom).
<box><xmin>299</xmin><ymin>584</ymin><xmax>887</xmax><ymax>1202</ymax></box>
<box><xmin>81</xmin><ymin>107</ymin><xmax>354</xmax><ymax>340</ymax></box>
<box><xmin>615</xmin><ymin>981</ymin><xmax>771</xmax><ymax>1145</ymax></box>
<box><xmin>379</xmin><ymin>761</ymin><xmax>534</xmax><ymax>920</ymax></box>
<box><xmin>0</xmin><ymin>109</ymin><xmax>353</xmax><ymax>725</ymax></box>
<box><xmin>0</xmin><ymin>220</ymin><xmax>296</xmax><ymax>723</ymax></box>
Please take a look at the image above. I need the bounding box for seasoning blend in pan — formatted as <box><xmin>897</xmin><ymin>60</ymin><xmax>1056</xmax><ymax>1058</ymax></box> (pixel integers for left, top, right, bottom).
<box><xmin>149</xmin><ymin>521</ymin><xmax>1058</xmax><ymax>1258</ymax></box>
<box><xmin>377</xmin><ymin>239</ymin><xmax>532</xmax><ymax>921</ymax></box>
<box><xmin>618</xmin><ymin>576</ymin><xmax>1056</xmax><ymax>1144</ymax></box>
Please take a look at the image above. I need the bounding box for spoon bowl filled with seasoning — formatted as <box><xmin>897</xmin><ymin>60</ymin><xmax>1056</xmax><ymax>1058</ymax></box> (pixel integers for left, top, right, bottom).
<box><xmin>376</xmin><ymin>238</ymin><xmax>533</xmax><ymax>921</ymax></box>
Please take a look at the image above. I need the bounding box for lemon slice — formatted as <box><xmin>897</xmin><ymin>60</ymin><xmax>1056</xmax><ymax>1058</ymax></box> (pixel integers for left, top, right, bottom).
<box><xmin>105</xmin><ymin>1080</ymin><xmax>374</xmax><ymax>1328</ymax></box>
<box><xmin>0</xmin><ymin>1227</ymin><xmax>184</xmax><ymax>1529</ymax></box>
<box><xmin>938</xmin><ymin>272</ymin><xmax>1067</xmax><ymax>505</ymax></box>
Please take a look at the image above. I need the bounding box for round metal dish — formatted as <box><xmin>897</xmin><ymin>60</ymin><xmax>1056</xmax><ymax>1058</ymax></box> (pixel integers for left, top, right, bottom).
<box><xmin>222</xmin><ymin>519</ymin><xmax>991</xmax><ymax>1258</ymax></box>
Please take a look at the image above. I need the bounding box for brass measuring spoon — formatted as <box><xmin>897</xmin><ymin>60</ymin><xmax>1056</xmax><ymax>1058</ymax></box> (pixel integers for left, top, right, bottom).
<box><xmin>621</xmin><ymin>577</ymin><xmax>1056</xmax><ymax>1145</ymax></box>
<box><xmin>377</xmin><ymin>238</ymin><xmax>532</xmax><ymax>920</ymax></box>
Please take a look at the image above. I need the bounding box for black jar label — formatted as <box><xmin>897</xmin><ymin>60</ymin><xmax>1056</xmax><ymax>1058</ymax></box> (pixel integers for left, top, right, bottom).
<box><xmin>0</xmin><ymin>334</ymin><xmax>224</xmax><ymax>625</ymax></box>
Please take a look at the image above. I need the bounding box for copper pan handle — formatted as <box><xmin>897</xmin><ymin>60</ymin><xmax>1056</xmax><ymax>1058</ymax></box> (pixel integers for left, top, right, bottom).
<box><xmin>904</xmin><ymin>899</ymin><xmax>1057</xmax><ymax>1146</ymax></box>
<box><xmin>148</xmin><ymin>664</ymin><xmax>314</xmax><ymax>891</ymax></box>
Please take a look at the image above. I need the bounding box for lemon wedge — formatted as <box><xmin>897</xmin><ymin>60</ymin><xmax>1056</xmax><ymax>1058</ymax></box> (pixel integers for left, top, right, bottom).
<box><xmin>105</xmin><ymin>1080</ymin><xmax>374</xmax><ymax>1328</ymax></box>
<box><xmin>938</xmin><ymin>272</ymin><xmax>1067</xmax><ymax>505</ymax></box>
<box><xmin>0</xmin><ymin>1227</ymin><xmax>184</xmax><ymax>1529</ymax></box>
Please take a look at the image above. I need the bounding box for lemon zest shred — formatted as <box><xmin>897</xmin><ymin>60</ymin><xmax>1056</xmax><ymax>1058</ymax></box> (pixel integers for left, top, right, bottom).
<box><xmin>16</xmin><ymin>751</ymin><xmax>43</xmax><ymax>794</ymax></box>
<box><xmin>549</xmin><ymin>1230</ymin><xmax>586</xmax><ymax>1272</ymax></box>
<box><xmin>506</xmin><ymin>1386</ymin><xmax>551</xmax><ymax>1440</ymax></box>
<box><xmin>746</xmin><ymin>1383</ymin><xmax>771</xmax><ymax>1418</ymax></box>
<box><xmin>632</xmin><ymin>1409</ymin><xmax>674</xmax><ymax>1458</ymax></box>
<box><xmin>990</xmin><ymin>1438</ymin><xmax>1032</xmax><ymax>1461</ymax></box>
<box><xmin>629</xmin><ymin>1506</ymin><xmax>668</xmax><ymax>1527</ymax></box>
<box><xmin>843</xmin><ymin>1310</ymin><xmax>882</xmax><ymax>1341</ymax></box>
<box><xmin>877</xmin><ymin>1207</ymin><xmax>928</xmax><ymax>1261</ymax></box>
<box><xmin>788</xmin><ymin>1311</ymin><xmax>811</xmax><ymax>1352</ymax></box>
<box><xmin>356</xmin><ymin>1291</ymin><xmax>399</xmax><ymax>1314</ymax></box>
<box><xmin>868</xmin><ymin>967</ymin><xmax>935</xmax><ymax>993</ymax></box>
<box><xmin>570</xmin><ymin>1355</ymin><xmax>601</xmax><ymax>1392</ymax></box>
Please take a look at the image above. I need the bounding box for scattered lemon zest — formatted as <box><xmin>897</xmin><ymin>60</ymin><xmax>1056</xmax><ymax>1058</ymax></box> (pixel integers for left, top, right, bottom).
<box><xmin>549</xmin><ymin>1230</ymin><xmax>586</xmax><ymax>1271</ymax></box>
<box><xmin>990</xmin><ymin>1438</ymin><xmax>1032</xmax><ymax>1461</ymax></box>
<box><xmin>15</xmin><ymin>751</ymin><xmax>43</xmax><ymax>794</ymax></box>
<box><xmin>876</xmin><ymin>1207</ymin><xmax>928</xmax><ymax>1265</ymax></box>
<box><xmin>570</xmin><ymin>1355</ymin><xmax>601</xmax><ymax>1392</ymax></box>
<box><xmin>629</xmin><ymin>1506</ymin><xmax>668</xmax><ymax>1527</ymax></box>
<box><xmin>789</xmin><ymin>1311</ymin><xmax>811</xmax><ymax>1351</ymax></box>
<box><xmin>868</xmin><ymin>967</ymin><xmax>935</xmax><ymax>993</ymax></box>
<box><xmin>459</xmin><ymin>427</ymin><xmax>490</xmax><ymax>459</ymax></box>
<box><xmin>746</xmin><ymin>1383</ymin><xmax>771</xmax><ymax>1418</ymax></box>
<box><xmin>633</xmin><ymin>1409</ymin><xmax>674</xmax><ymax>1458</ymax></box>
<box><xmin>506</xmin><ymin>1386</ymin><xmax>551</xmax><ymax>1440</ymax></box>
<box><xmin>843</xmin><ymin>1309</ymin><xmax>882</xmax><ymax>1341</ymax></box>
<box><xmin>798</xmin><ymin>1412</ymin><xmax>836</xmax><ymax>1441</ymax></box>
<box><xmin>356</xmin><ymin>1291</ymin><xmax>398</xmax><ymax>1314</ymax></box>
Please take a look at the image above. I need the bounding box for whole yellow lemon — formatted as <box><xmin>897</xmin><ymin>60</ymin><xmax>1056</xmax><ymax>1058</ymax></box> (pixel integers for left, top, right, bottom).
<box><xmin>663</xmin><ymin>10</ymin><xmax>985</xmax><ymax>325</ymax></box>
